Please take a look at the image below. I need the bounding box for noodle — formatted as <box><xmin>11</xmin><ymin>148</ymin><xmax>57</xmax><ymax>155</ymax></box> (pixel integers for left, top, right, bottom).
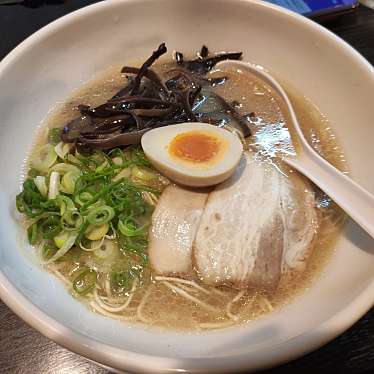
<box><xmin>154</xmin><ymin>276</ymin><xmax>210</xmax><ymax>294</ymax></box>
<box><xmin>79</xmin><ymin>235</ymin><xmax>106</xmax><ymax>251</ymax></box>
<box><xmin>162</xmin><ymin>281</ymin><xmax>220</xmax><ymax>313</ymax></box>
<box><xmin>93</xmin><ymin>278</ymin><xmax>138</xmax><ymax>313</ymax></box>
<box><xmin>199</xmin><ymin>320</ymin><xmax>234</xmax><ymax>329</ymax></box>
<box><xmin>90</xmin><ymin>301</ymin><xmax>136</xmax><ymax>321</ymax></box>
<box><xmin>136</xmin><ymin>285</ymin><xmax>155</xmax><ymax>324</ymax></box>
<box><xmin>257</xmin><ymin>296</ymin><xmax>273</xmax><ymax>312</ymax></box>
<box><xmin>226</xmin><ymin>290</ymin><xmax>246</xmax><ymax>321</ymax></box>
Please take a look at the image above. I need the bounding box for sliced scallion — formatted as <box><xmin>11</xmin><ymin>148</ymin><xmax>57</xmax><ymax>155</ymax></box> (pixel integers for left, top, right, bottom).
<box><xmin>113</xmin><ymin>167</ymin><xmax>131</xmax><ymax>182</ymax></box>
<box><xmin>131</xmin><ymin>165</ymin><xmax>157</xmax><ymax>182</ymax></box>
<box><xmin>33</xmin><ymin>176</ymin><xmax>48</xmax><ymax>197</ymax></box>
<box><xmin>93</xmin><ymin>239</ymin><xmax>116</xmax><ymax>259</ymax></box>
<box><xmin>40</xmin><ymin>215</ymin><xmax>62</xmax><ymax>240</ymax></box>
<box><xmin>61</xmin><ymin>211</ymin><xmax>83</xmax><ymax>231</ymax></box>
<box><xmin>74</xmin><ymin>190</ymin><xmax>93</xmax><ymax>206</ymax></box>
<box><xmin>27</xmin><ymin>223</ymin><xmax>38</xmax><ymax>245</ymax></box>
<box><xmin>42</xmin><ymin>243</ymin><xmax>57</xmax><ymax>260</ymax></box>
<box><xmin>50</xmin><ymin>163</ymin><xmax>80</xmax><ymax>175</ymax></box>
<box><xmin>48</xmin><ymin>171</ymin><xmax>60</xmax><ymax>200</ymax></box>
<box><xmin>87</xmin><ymin>205</ymin><xmax>115</xmax><ymax>225</ymax></box>
<box><xmin>54</xmin><ymin>141</ymin><xmax>73</xmax><ymax>159</ymax></box>
<box><xmin>61</xmin><ymin>171</ymin><xmax>79</xmax><ymax>195</ymax></box>
<box><xmin>85</xmin><ymin>223</ymin><xmax>109</xmax><ymax>241</ymax></box>
<box><xmin>72</xmin><ymin>267</ymin><xmax>97</xmax><ymax>295</ymax></box>
<box><xmin>45</xmin><ymin>231</ymin><xmax>78</xmax><ymax>263</ymax></box>
<box><xmin>118</xmin><ymin>217</ymin><xmax>147</xmax><ymax>237</ymax></box>
<box><xmin>53</xmin><ymin>230</ymin><xmax>70</xmax><ymax>249</ymax></box>
<box><xmin>30</xmin><ymin>144</ymin><xmax>57</xmax><ymax>173</ymax></box>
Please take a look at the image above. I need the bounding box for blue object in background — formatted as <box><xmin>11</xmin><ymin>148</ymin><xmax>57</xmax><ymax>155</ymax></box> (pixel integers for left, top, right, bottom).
<box><xmin>266</xmin><ymin>0</ymin><xmax>358</xmax><ymax>16</ymax></box>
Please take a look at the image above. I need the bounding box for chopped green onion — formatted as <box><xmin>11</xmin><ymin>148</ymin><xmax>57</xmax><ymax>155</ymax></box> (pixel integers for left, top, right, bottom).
<box><xmin>112</xmin><ymin>157</ymin><xmax>123</xmax><ymax>166</ymax></box>
<box><xmin>48</xmin><ymin>171</ymin><xmax>60</xmax><ymax>200</ymax></box>
<box><xmin>55</xmin><ymin>195</ymin><xmax>76</xmax><ymax>216</ymax></box>
<box><xmin>54</xmin><ymin>141</ymin><xmax>73</xmax><ymax>159</ymax></box>
<box><xmin>118</xmin><ymin>217</ymin><xmax>148</xmax><ymax>237</ymax></box>
<box><xmin>27</xmin><ymin>223</ymin><xmax>38</xmax><ymax>245</ymax></box>
<box><xmin>131</xmin><ymin>165</ymin><xmax>157</xmax><ymax>182</ymax></box>
<box><xmin>95</xmin><ymin>160</ymin><xmax>110</xmax><ymax>174</ymax></box>
<box><xmin>30</xmin><ymin>144</ymin><xmax>57</xmax><ymax>173</ymax></box>
<box><xmin>66</xmin><ymin>153</ymin><xmax>82</xmax><ymax>166</ymax></box>
<box><xmin>87</xmin><ymin>205</ymin><xmax>115</xmax><ymax>225</ymax></box>
<box><xmin>45</xmin><ymin>231</ymin><xmax>78</xmax><ymax>263</ymax></box>
<box><xmin>118</xmin><ymin>235</ymin><xmax>148</xmax><ymax>263</ymax></box>
<box><xmin>50</xmin><ymin>163</ymin><xmax>80</xmax><ymax>175</ymax></box>
<box><xmin>74</xmin><ymin>190</ymin><xmax>93</xmax><ymax>206</ymax></box>
<box><xmin>40</xmin><ymin>198</ymin><xmax>59</xmax><ymax>212</ymax></box>
<box><xmin>113</xmin><ymin>167</ymin><xmax>131</xmax><ymax>182</ymax></box>
<box><xmin>110</xmin><ymin>267</ymin><xmax>139</xmax><ymax>294</ymax></box>
<box><xmin>93</xmin><ymin>239</ymin><xmax>116</xmax><ymax>259</ymax></box>
<box><xmin>16</xmin><ymin>194</ymin><xmax>27</xmax><ymax>214</ymax></box>
<box><xmin>34</xmin><ymin>176</ymin><xmax>48</xmax><ymax>197</ymax></box>
<box><xmin>72</xmin><ymin>267</ymin><xmax>97</xmax><ymax>295</ymax></box>
<box><xmin>61</xmin><ymin>171</ymin><xmax>79</xmax><ymax>195</ymax></box>
<box><xmin>53</xmin><ymin>230</ymin><xmax>70</xmax><ymax>248</ymax></box>
<box><xmin>61</xmin><ymin>211</ymin><xmax>83</xmax><ymax>230</ymax></box>
<box><xmin>129</xmin><ymin>146</ymin><xmax>151</xmax><ymax>166</ymax></box>
<box><xmin>85</xmin><ymin>223</ymin><xmax>109</xmax><ymax>241</ymax></box>
<box><xmin>42</xmin><ymin>243</ymin><xmax>57</xmax><ymax>260</ymax></box>
<box><xmin>18</xmin><ymin>143</ymin><xmax>161</xmax><ymax>280</ymax></box>
<box><xmin>16</xmin><ymin>179</ymin><xmax>47</xmax><ymax>218</ymax></box>
<box><xmin>108</xmin><ymin>148</ymin><xmax>128</xmax><ymax>167</ymax></box>
<box><xmin>91</xmin><ymin>151</ymin><xmax>107</xmax><ymax>166</ymax></box>
<box><xmin>79</xmin><ymin>236</ymin><xmax>104</xmax><ymax>251</ymax></box>
<box><xmin>110</xmin><ymin>270</ymin><xmax>131</xmax><ymax>293</ymax></box>
<box><xmin>40</xmin><ymin>215</ymin><xmax>62</xmax><ymax>240</ymax></box>
<box><xmin>80</xmin><ymin>179</ymin><xmax>123</xmax><ymax>211</ymax></box>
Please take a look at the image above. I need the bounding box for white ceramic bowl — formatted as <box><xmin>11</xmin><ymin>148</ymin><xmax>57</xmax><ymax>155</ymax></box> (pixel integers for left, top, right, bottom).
<box><xmin>0</xmin><ymin>0</ymin><xmax>373</xmax><ymax>372</ymax></box>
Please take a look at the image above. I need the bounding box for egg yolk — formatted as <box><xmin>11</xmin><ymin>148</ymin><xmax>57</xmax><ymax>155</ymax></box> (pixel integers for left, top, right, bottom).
<box><xmin>169</xmin><ymin>131</ymin><xmax>226</xmax><ymax>165</ymax></box>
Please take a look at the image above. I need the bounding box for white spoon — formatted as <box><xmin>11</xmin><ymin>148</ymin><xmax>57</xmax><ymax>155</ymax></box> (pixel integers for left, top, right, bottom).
<box><xmin>216</xmin><ymin>60</ymin><xmax>374</xmax><ymax>239</ymax></box>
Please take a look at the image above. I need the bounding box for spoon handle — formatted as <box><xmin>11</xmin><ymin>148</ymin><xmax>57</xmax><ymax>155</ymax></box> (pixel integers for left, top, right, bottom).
<box><xmin>285</xmin><ymin>149</ymin><xmax>374</xmax><ymax>239</ymax></box>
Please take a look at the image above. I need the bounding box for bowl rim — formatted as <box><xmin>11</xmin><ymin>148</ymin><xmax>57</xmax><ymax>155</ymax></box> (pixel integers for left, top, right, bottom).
<box><xmin>0</xmin><ymin>0</ymin><xmax>373</xmax><ymax>372</ymax></box>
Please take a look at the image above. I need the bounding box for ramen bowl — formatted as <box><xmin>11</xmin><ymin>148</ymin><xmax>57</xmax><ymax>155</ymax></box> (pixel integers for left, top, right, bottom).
<box><xmin>0</xmin><ymin>0</ymin><xmax>373</xmax><ymax>372</ymax></box>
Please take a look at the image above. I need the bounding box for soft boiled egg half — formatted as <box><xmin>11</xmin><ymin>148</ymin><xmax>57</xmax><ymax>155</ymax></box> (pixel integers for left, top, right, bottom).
<box><xmin>141</xmin><ymin>122</ymin><xmax>243</xmax><ymax>187</ymax></box>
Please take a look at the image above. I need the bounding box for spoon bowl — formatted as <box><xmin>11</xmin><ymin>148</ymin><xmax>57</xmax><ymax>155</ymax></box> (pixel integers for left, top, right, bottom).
<box><xmin>216</xmin><ymin>60</ymin><xmax>374</xmax><ymax>239</ymax></box>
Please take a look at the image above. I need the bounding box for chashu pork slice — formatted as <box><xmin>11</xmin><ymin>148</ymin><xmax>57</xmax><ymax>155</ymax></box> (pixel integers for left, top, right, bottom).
<box><xmin>149</xmin><ymin>184</ymin><xmax>208</xmax><ymax>277</ymax></box>
<box><xmin>194</xmin><ymin>152</ymin><xmax>318</xmax><ymax>289</ymax></box>
<box><xmin>279</xmin><ymin>172</ymin><xmax>319</xmax><ymax>273</ymax></box>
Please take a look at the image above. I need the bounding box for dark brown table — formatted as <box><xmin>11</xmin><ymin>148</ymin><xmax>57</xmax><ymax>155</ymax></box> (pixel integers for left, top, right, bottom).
<box><xmin>0</xmin><ymin>2</ymin><xmax>373</xmax><ymax>373</ymax></box>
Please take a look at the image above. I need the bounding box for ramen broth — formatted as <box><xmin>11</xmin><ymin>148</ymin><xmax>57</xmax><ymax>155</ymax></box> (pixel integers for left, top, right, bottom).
<box><xmin>22</xmin><ymin>57</ymin><xmax>346</xmax><ymax>331</ymax></box>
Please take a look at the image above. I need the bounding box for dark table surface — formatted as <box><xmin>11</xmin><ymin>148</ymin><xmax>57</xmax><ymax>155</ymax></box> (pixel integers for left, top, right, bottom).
<box><xmin>0</xmin><ymin>1</ymin><xmax>373</xmax><ymax>373</ymax></box>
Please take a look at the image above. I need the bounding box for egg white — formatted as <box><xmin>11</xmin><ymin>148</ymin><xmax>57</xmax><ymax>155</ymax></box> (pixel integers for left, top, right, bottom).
<box><xmin>141</xmin><ymin>122</ymin><xmax>243</xmax><ymax>187</ymax></box>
